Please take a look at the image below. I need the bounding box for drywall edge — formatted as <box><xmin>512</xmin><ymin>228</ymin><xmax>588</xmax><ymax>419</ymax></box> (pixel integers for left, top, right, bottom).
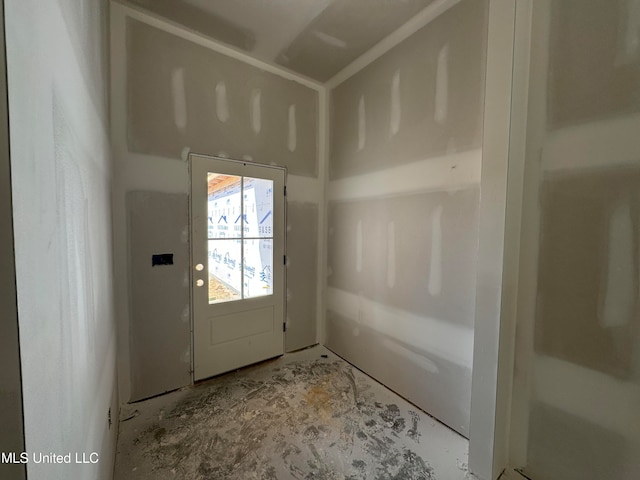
<box><xmin>498</xmin><ymin>0</ymin><xmax>534</xmax><ymax>470</ymax></box>
<box><xmin>468</xmin><ymin>1</ymin><xmax>516</xmax><ymax>479</ymax></box>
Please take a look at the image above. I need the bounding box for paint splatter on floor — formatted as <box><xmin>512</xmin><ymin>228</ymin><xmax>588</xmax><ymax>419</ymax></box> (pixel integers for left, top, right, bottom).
<box><xmin>115</xmin><ymin>346</ymin><xmax>470</xmax><ymax>480</ymax></box>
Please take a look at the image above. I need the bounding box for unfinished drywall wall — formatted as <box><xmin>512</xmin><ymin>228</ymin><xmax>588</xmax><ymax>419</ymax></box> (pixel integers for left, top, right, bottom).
<box><xmin>127</xmin><ymin>192</ymin><xmax>191</xmax><ymax>401</ymax></box>
<box><xmin>325</xmin><ymin>0</ymin><xmax>488</xmax><ymax>437</ymax></box>
<box><xmin>330</xmin><ymin>0</ymin><xmax>486</xmax><ymax>180</ymax></box>
<box><xmin>536</xmin><ymin>171</ymin><xmax>640</xmax><ymax>377</ymax></box>
<box><xmin>0</xmin><ymin>5</ymin><xmax>25</xmax><ymax>477</ymax></box>
<box><xmin>510</xmin><ymin>1</ymin><xmax>640</xmax><ymax>478</ymax></box>
<box><xmin>326</xmin><ymin>190</ymin><xmax>480</xmax><ymax>433</ymax></box>
<box><xmin>546</xmin><ymin>0</ymin><xmax>640</xmax><ymax>129</ymax></box>
<box><xmin>285</xmin><ymin>202</ymin><xmax>319</xmax><ymax>351</ymax></box>
<box><xmin>5</xmin><ymin>0</ymin><xmax>117</xmax><ymax>479</ymax></box>
<box><xmin>126</xmin><ymin>18</ymin><xmax>318</xmax><ymax>178</ymax></box>
<box><xmin>111</xmin><ymin>3</ymin><xmax>324</xmax><ymax>403</ymax></box>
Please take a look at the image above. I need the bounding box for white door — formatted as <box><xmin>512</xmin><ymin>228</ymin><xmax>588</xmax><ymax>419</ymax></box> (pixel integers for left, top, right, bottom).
<box><xmin>190</xmin><ymin>154</ymin><xmax>286</xmax><ymax>380</ymax></box>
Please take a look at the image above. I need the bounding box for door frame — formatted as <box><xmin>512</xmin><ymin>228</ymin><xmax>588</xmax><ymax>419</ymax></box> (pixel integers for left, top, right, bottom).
<box><xmin>189</xmin><ymin>152</ymin><xmax>288</xmax><ymax>382</ymax></box>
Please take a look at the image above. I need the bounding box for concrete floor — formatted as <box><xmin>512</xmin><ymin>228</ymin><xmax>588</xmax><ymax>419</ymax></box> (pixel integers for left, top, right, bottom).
<box><xmin>114</xmin><ymin>345</ymin><xmax>473</xmax><ymax>480</ymax></box>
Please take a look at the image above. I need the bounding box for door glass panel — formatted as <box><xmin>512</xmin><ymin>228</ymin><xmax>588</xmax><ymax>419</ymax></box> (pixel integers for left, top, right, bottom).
<box><xmin>208</xmin><ymin>239</ymin><xmax>241</xmax><ymax>303</ymax></box>
<box><xmin>243</xmin><ymin>239</ymin><xmax>273</xmax><ymax>298</ymax></box>
<box><xmin>207</xmin><ymin>173</ymin><xmax>241</xmax><ymax>239</ymax></box>
<box><xmin>244</xmin><ymin>177</ymin><xmax>274</xmax><ymax>238</ymax></box>
<box><xmin>206</xmin><ymin>172</ymin><xmax>274</xmax><ymax>303</ymax></box>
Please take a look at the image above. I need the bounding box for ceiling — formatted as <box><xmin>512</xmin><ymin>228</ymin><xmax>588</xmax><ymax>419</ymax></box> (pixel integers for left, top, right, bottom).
<box><xmin>124</xmin><ymin>0</ymin><xmax>435</xmax><ymax>82</ymax></box>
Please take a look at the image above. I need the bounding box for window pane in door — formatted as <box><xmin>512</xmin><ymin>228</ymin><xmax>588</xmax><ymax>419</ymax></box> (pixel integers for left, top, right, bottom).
<box><xmin>207</xmin><ymin>173</ymin><xmax>241</xmax><ymax>239</ymax></box>
<box><xmin>244</xmin><ymin>177</ymin><xmax>274</xmax><ymax>238</ymax></box>
<box><xmin>243</xmin><ymin>239</ymin><xmax>273</xmax><ymax>298</ymax></box>
<box><xmin>208</xmin><ymin>239</ymin><xmax>242</xmax><ymax>303</ymax></box>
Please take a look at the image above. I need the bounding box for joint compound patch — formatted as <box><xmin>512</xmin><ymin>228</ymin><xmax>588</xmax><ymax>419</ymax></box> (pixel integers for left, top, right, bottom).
<box><xmin>250</xmin><ymin>88</ymin><xmax>262</xmax><ymax>134</ymax></box>
<box><xmin>171</xmin><ymin>68</ymin><xmax>187</xmax><ymax>133</ymax></box>
<box><xmin>390</xmin><ymin>70</ymin><xmax>401</xmax><ymax>136</ymax></box>
<box><xmin>358</xmin><ymin>95</ymin><xmax>366</xmax><ymax>151</ymax></box>
<box><xmin>215</xmin><ymin>81</ymin><xmax>230</xmax><ymax>123</ymax></box>
<box><xmin>288</xmin><ymin>104</ymin><xmax>297</xmax><ymax>152</ymax></box>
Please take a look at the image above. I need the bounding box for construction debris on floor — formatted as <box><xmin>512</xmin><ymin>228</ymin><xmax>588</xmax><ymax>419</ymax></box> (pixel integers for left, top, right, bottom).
<box><xmin>115</xmin><ymin>346</ymin><xmax>472</xmax><ymax>480</ymax></box>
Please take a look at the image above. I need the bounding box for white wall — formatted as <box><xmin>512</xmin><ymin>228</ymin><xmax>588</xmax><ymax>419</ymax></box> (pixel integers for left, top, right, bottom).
<box><xmin>5</xmin><ymin>0</ymin><xmax>118</xmax><ymax>478</ymax></box>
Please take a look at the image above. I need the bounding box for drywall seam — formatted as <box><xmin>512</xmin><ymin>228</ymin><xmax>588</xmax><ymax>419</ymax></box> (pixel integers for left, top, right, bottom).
<box><xmin>328</xmin><ymin>148</ymin><xmax>481</xmax><ymax>201</ymax></box>
<box><xmin>111</xmin><ymin>1</ymin><xmax>324</xmax><ymax>91</ymax></box>
<box><xmin>542</xmin><ymin>113</ymin><xmax>640</xmax><ymax>171</ymax></box>
<box><xmin>317</xmin><ymin>85</ymin><xmax>329</xmax><ymax>344</ymax></box>
<box><xmin>326</xmin><ymin>287</ymin><xmax>474</xmax><ymax>369</ymax></box>
<box><xmin>533</xmin><ymin>354</ymin><xmax>640</xmax><ymax>437</ymax></box>
<box><xmin>326</xmin><ymin>0</ymin><xmax>463</xmax><ymax>89</ymax></box>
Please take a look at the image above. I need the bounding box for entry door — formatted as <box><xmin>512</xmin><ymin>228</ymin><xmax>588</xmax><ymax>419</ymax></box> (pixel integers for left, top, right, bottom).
<box><xmin>190</xmin><ymin>154</ymin><xmax>286</xmax><ymax>381</ymax></box>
